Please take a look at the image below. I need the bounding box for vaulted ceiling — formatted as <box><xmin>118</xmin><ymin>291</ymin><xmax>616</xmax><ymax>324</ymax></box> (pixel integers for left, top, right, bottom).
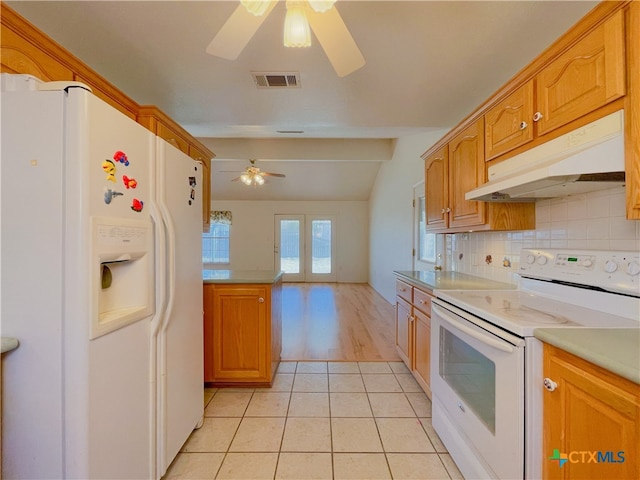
<box><xmin>8</xmin><ymin>1</ymin><xmax>598</xmax><ymax>200</ymax></box>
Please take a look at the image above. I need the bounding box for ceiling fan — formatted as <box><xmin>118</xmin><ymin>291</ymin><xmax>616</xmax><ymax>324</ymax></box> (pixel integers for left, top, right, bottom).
<box><xmin>206</xmin><ymin>0</ymin><xmax>365</xmax><ymax>77</ymax></box>
<box><xmin>225</xmin><ymin>159</ymin><xmax>286</xmax><ymax>186</ymax></box>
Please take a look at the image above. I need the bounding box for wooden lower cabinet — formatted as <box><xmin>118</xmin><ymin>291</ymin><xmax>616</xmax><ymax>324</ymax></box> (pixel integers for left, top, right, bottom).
<box><xmin>543</xmin><ymin>344</ymin><xmax>640</xmax><ymax>480</ymax></box>
<box><xmin>203</xmin><ymin>279</ymin><xmax>282</xmax><ymax>386</ymax></box>
<box><xmin>394</xmin><ymin>278</ymin><xmax>433</xmax><ymax>397</ymax></box>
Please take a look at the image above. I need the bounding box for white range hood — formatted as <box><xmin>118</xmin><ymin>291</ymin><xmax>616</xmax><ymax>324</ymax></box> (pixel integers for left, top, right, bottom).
<box><xmin>466</xmin><ymin>110</ymin><xmax>625</xmax><ymax>202</ymax></box>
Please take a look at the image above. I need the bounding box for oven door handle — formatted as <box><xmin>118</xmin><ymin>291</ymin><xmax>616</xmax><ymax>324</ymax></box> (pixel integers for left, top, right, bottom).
<box><xmin>433</xmin><ymin>304</ymin><xmax>515</xmax><ymax>353</ymax></box>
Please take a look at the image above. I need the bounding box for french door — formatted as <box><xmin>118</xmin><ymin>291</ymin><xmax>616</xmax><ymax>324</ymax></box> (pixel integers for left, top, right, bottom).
<box><xmin>275</xmin><ymin>214</ymin><xmax>336</xmax><ymax>282</ymax></box>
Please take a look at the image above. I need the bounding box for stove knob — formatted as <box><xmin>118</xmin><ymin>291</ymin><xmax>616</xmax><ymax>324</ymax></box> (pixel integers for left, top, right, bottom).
<box><xmin>582</xmin><ymin>259</ymin><xmax>593</xmax><ymax>268</ymax></box>
<box><xmin>626</xmin><ymin>261</ymin><xmax>640</xmax><ymax>276</ymax></box>
<box><xmin>604</xmin><ymin>260</ymin><xmax>618</xmax><ymax>273</ymax></box>
<box><xmin>526</xmin><ymin>254</ymin><xmax>536</xmax><ymax>265</ymax></box>
<box><xmin>537</xmin><ymin>256</ymin><xmax>548</xmax><ymax>265</ymax></box>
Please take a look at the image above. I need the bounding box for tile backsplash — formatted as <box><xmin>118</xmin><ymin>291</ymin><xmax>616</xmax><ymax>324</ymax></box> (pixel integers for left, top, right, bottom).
<box><xmin>446</xmin><ymin>187</ymin><xmax>640</xmax><ymax>284</ymax></box>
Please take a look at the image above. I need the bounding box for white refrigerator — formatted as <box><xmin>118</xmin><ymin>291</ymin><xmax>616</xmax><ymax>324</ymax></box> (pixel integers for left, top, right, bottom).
<box><xmin>1</xmin><ymin>74</ymin><xmax>204</xmax><ymax>479</ymax></box>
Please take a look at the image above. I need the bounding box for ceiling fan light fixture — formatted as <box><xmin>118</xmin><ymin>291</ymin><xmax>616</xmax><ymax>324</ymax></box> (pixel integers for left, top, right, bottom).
<box><xmin>308</xmin><ymin>0</ymin><xmax>336</xmax><ymax>13</ymax></box>
<box><xmin>284</xmin><ymin>1</ymin><xmax>311</xmax><ymax>48</ymax></box>
<box><xmin>240</xmin><ymin>0</ymin><xmax>272</xmax><ymax>16</ymax></box>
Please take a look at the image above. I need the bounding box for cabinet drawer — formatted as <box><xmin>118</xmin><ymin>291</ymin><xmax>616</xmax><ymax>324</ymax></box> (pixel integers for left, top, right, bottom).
<box><xmin>395</xmin><ymin>279</ymin><xmax>412</xmax><ymax>302</ymax></box>
<box><xmin>413</xmin><ymin>288</ymin><xmax>433</xmax><ymax>315</ymax></box>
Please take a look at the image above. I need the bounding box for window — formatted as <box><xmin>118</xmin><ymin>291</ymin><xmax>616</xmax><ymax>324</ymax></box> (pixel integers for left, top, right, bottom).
<box><xmin>203</xmin><ymin>222</ymin><xmax>230</xmax><ymax>264</ymax></box>
<box><xmin>418</xmin><ymin>196</ymin><xmax>436</xmax><ymax>263</ymax></box>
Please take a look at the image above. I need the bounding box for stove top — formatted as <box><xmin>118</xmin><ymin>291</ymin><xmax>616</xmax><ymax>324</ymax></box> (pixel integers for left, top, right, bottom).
<box><xmin>434</xmin><ymin>248</ymin><xmax>640</xmax><ymax>337</ymax></box>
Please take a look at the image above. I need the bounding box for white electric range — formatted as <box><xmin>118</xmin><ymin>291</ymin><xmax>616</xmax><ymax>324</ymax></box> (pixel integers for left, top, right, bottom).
<box><xmin>430</xmin><ymin>248</ymin><xmax>640</xmax><ymax>480</ymax></box>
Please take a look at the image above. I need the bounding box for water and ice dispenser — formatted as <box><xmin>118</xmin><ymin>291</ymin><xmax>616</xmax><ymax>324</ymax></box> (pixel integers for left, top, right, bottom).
<box><xmin>91</xmin><ymin>217</ymin><xmax>154</xmax><ymax>339</ymax></box>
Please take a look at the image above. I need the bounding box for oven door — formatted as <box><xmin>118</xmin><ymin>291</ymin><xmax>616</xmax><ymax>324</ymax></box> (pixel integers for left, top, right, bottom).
<box><xmin>431</xmin><ymin>299</ymin><xmax>526</xmax><ymax>480</ymax></box>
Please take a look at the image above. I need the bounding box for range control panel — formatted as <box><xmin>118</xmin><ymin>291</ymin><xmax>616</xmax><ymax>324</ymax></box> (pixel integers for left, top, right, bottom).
<box><xmin>519</xmin><ymin>248</ymin><xmax>640</xmax><ymax>296</ymax></box>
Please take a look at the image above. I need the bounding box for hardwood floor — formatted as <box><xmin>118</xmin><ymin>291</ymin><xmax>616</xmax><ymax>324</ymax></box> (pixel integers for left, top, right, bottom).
<box><xmin>281</xmin><ymin>283</ymin><xmax>401</xmax><ymax>362</ymax></box>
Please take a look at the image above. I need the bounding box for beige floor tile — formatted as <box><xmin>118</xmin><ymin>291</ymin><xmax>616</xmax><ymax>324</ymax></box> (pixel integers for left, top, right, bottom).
<box><xmin>358</xmin><ymin>362</ymin><xmax>393</xmax><ymax>374</ymax></box>
<box><xmin>215</xmin><ymin>452</ymin><xmax>278</xmax><ymax>480</ymax></box>
<box><xmin>229</xmin><ymin>417</ymin><xmax>286</xmax><ymax>452</ymax></box>
<box><xmin>395</xmin><ymin>373</ymin><xmax>424</xmax><ymax>393</ymax></box>
<box><xmin>281</xmin><ymin>418</ymin><xmax>331</xmax><ymax>452</ymax></box>
<box><xmin>331</xmin><ymin>418</ymin><xmax>383</xmax><ymax>452</ymax></box>
<box><xmin>244</xmin><ymin>392</ymin><xmax>291</xmax><ymax>417</ymax></box>
<box><xmin>328</xmin><ymin>362</ymin><xmax>361</xmax><ymax>374</ymax></box>
<box><xmin>288</xmin><ymin>392</ymin><xmax>330</xmax><ymax>417</ymax></box>
<box><xmin>204</xmin><ymin>388</ymin><xmax>217</xmax><ymax>408</ymax></box>
<box><xmin>277</xmin><ymin>361</ymin><xmax>298</xmax><ymax>374</ymax></box>
<box><xmin>329</xmin><ymin>374</ymin><xmax>365</xmax><ymax>392</ymax></box>
<box><xmin>419</xmin><ymin>418</ymin><xmax>447</xmax><ymax>453</ymax></box>
<box><xmin>292</xmin><ymin>373</ymin><xmax>329</xmax><ymax>392</ymax></box>
<box><xmin>362</xmin><ymin>374</ymin><xmax>403</xmax><ymax>392</ymax></box>
<box><xmin>269</xmin><ymin>373</ymin><xmax>294</xmax><ymax>392</ymax></box>
<box><xmin>275</xmin><ymin>453</ymin><xmax>333</xmax><ymax>480</ymax></box>
<box><xmin>330</xmin><ymin>392</ymin><xmax>373</xmax><ymax>417</ymax></box>
<box><xmin>163</xmin><ymin>452</ymin><xmax>225</xmax><ymax>479</ymax></box>
<box><xmin>375</xmin><ymin>418</ymin><xmax>435</xmax><ymax>453</ymax></box>
<box><xmin>439</xmin><ymin>453</ymin><xmax>464</xmax><ymax>479</ymax></box>
<box><xmin>386</xmin><ymin>453</ymin><xmax>451</xmax><ymax>479</ymax></box>
<box><xmin>333</xmin><ymin>453</ymin><xmax>391</xmax><ymax>479</ymax></box>
<box><xmin>406</xmin><ymin>392</ymin><xmax>432</xmax><ymax>417</ymax></box>
<box><xmin>204</xmin><ymin>391</ymin><xmax>252</xmax><ymax>417</ymax></box>
<box><xmin>368</xmin><ymin>393</ymin><xmax>416</xmax><ymax>417</ymax></box>
<box><xmin>389</xmin><ymin>361</ymin><xmax>410</xmax><ymax>374</ymax></box>
<box><xmin>181</xmin><ymin>417</ymin><xmax>241</xmax><ymax>453</ymax></box>
<box><xmin>296</xmin><ymin>361</ymin><xmax>328</xmax><ymax>373</ymax></box>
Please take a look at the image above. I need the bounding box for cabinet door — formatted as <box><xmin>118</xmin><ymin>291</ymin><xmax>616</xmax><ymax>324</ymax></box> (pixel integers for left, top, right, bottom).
<box><xmin>413</xmin><ymin>308</ymin><xmax>431</xmax><ymax>397</ymax></box>
<box><xmin>536</xmin><ymin>10</ymin><xmax>625</xmax><ymax>136</ymax></box>
<box><xmin>203</xmin><ymin>284</ymin><xmax>215</xmax><ymax>382</ymax></box>
<box><xmin>424</xmin><ymin>146</ymin><xmax>448</xmax><ymax>230</ymax></box>
<box><xmin>395</xmin><ymin>297</ymin><xmax>413</xmax><ymax>368</ymax></box>
<box><xmin>0</xmin><ymin>24</ymin><xmax>73</xmax><ymax>81</ymax></box>
<box><xmin>157</xmin><ymin>122</ymin><xmax>190</xmax><ymax>155</ymax></box>
<box><xmin>448</xmin><ymin>119</ymin><xmax>486</xmax><ymax>229</ymax></box>
<box><xmin>543</xmin><ymin>345</ymin><xmax>640</xmax><ymax>480</ymax></box>
<box><xmin>485</xmin><ymin>80</ymin><xmax>534</xmax><ymax>160</ymax></box>
<box><xmin>213</xmin><ymin>286</ymin><xmax>268</xmax><ymax>382</ymax></box>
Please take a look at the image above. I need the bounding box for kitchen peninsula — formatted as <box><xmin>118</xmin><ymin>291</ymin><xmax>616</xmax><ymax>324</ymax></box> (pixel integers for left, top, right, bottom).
<box><xmin>203</xmin><ymin>270</ymin><xmax>283</xmax><ymax>386</ymax></box>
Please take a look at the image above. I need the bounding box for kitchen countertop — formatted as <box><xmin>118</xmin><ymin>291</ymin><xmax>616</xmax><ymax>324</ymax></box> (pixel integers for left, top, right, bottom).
<box><xmin>394</xmin><ymin>270</ymin><xmax>516</xmax><ymax>292</ymax></box>
<box><xmin>1</xmin><ymin>337</ymin><xmax>19</xmax><ymax>354</ymax></box>
<box><xmin>535</xmin><ymin>328</ymin><xmax>640</xmax><ymax>385</ymax></box>
<box><xmin>203</xmin><ymin>269</ymin><xmax>284</xmax><ymax>284</ymax></box>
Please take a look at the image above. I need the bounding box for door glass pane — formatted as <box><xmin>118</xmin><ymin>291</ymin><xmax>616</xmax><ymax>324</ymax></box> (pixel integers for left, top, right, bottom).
<box><xmin>439</xmin><ymin>326</ymin><xmax>496</xmax><ymax>433</ymax></box>
<box><xmin>418</xmin><ymin>197</ymin><xmax>436</xmax><ymax>262</ymax></box>
<box><xmin>311</xmin><ymin>220</ymin><xmax>331</xmax><ymax>274</ymax></box>
<box><xmin>280</xmin><ymin>220</ymin><xmax>300</xmax><ymax>274</ymax></box>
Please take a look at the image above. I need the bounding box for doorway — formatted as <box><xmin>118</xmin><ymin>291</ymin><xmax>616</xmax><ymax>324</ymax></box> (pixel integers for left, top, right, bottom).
<box><xmin>275</xmin><ymin>214</ymin><xmax>336</xmax><ymax>282</ymax></box>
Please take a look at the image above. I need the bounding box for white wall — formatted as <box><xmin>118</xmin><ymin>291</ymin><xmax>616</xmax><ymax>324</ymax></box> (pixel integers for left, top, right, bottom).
<box><xmin>210</xmin><ymin>200</ymin><xmax>369</xmax><ymax>282</ymax></box>
<box><xmin>368</xmin><ymin>130</ymin><xmax>449</xmax><ymax>303</ymax></box>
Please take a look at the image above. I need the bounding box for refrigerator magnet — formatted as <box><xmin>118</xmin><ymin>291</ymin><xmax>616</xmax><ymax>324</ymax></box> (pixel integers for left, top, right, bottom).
<box><xmin>102</xmin><ymin>160</ymin><xmax>116</xmax><ymax>182</ymax></box>
<box><xmin>104</xmin><ymin>188</ymin><xmax>124</xmax><ymax>205</ymax></box>
<box><xmin>113</xmin><ymin>150</ymin><xmax>129</xmax><ymax>166</ymax></box>
<box><xmin>131</xmin><ymin>198</ymin><xmax>144</xmax><ymax>212</ymax></box>
<box><xmin>122</xmin><ymin>175</ymin><xmax>137</xmax><ymax>189</ymax></box>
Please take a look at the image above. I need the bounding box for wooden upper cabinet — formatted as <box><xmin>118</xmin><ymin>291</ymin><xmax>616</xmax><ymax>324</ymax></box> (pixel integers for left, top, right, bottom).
<box><xmin>485</xmin><ymin>81</ymin><xmax>535</xmax><ymax>160</ymax></box>
<box><xmin>448</xmin><ymin>119</ymin><xmax>486</xmax><ymax>229</ymax></box>
<box><xmin>536</xmin><ymin>10</ymin><xmax>625</xmax><ymax>136</ymax></box>
<box><xmin>0</xmin><ymin>23</ymin><xmax>73</xmax><ymax>81</ymax></box>
<box><xmin>424</xmin><ymin>146</ymin><xmax>448</xmax><ymax>231</ymax></box>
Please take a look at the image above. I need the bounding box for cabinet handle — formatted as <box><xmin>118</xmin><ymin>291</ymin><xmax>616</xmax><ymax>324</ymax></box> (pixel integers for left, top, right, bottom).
<box><xmin>445</xmin><ymin>207</ymin><xmax>451</xmax><ymax>213</ymax></box>
<box><xmin>543</xmin><ymin>377</ymin><xmax>557</xmax><ymax>392</ymax></box>
<box><xmin>519</xmin><ymin>121</ymin><xmax>528</xmax><ymax>130</ymax></box>
<box><xmin>441</xmin><ymin>208</ymin><xmax>445</xmax><ymax>214</ymax></box>
<box><xmin>533</xmin><ymin>112</ymin><xmax>543</xmax><ymax>122</ymax></box>
<box><xmin>419</xmin><ymin>300</ymin><xmax>427</xmax><ymax>305</ymax></box>
<box><xmin>258</xmin><ymin>297</ymin><xmax>265</xmax><ymax>303</ymax></box>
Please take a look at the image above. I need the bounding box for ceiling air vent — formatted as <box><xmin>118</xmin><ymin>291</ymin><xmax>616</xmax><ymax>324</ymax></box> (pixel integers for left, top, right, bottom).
<box><xmin>252</xmin><ymin>72</ymin><xmax>301</xmax><ymax>89</ymax></box>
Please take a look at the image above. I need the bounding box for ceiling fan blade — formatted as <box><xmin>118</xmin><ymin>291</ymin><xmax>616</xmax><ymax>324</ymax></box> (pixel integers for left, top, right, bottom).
<box><xmin>262</xmin><ymin>172</ymin><xmax>286</xmax><ymax>178</ymax></box>
<box><xmin>206</xmin><ymin>1</ymin><xmax>277</xmax><ymax>60</ymax></box>
<box><xmin>306</xmin><ymin>5</ymin><xmax>365</xmax><ymax>77</ymax></box>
